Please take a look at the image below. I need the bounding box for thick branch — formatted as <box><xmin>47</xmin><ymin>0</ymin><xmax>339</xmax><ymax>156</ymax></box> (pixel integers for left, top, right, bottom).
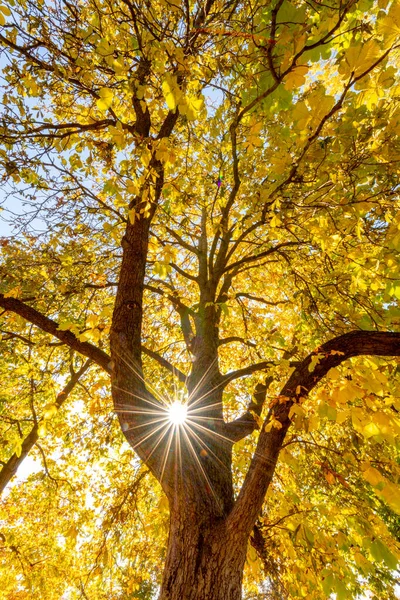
<box><xmin>0</xmin><ymin>294</ymin><xmax>184</xmax><ymax>380</ymax></box>
<box><xmin>226</xmin><ymin>377</ymin><xmax>273</xmax><ymax>443</ymax></box>
<box><xmin>0</xmin><ymin>294</ymin><xmax>111</xmax><ymax>373</ymax></box>
<box><xmin>228</xmin><ymin>330</ymin><xmax>400</xmax><ymax>534</ymax></box>
<box><xmin>218</xmin><ymin>336</ymin><xmax>256</xmax><ymax>348</ymax></box>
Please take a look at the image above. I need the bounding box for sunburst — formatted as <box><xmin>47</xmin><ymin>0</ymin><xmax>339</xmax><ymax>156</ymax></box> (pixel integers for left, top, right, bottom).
<box><xmin>111</xmin><ymin>351</ymin><xmax>277</xmax><ymax>506</ymax></box>
<box><xmin>168</xmin><ymin>401</ymin><xmax>188</xmax><ymax>425</ymax></box>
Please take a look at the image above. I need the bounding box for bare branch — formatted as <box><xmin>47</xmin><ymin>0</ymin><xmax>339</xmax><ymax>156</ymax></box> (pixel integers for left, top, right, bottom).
<box><xmin>222</xmin><ymin>242</ymin><xmax>304</xmax><ymax>274</ymax></box>
<box><xmin>234</xmin><ymin>293</ymin><xmax>289</xmax><ymax>306</ymax></box>
<box><xmin>221</xmin><ymin>360</ymin><xmax>274</xmax><ymax>387</ymax></box>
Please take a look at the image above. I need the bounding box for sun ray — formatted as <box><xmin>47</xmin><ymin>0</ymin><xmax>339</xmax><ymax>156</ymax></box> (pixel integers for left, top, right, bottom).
<box><xmin>132</xmin><ymin>421</ymin><xmax>173</xmax><ymax>465</ymax></box>
<box><xmin>187</xmin><ymin>356</ymin><xmax>219</xmax><ymax>403</ymax></box>
<box><xmin>186</xmin><ymin>377</ymin><xmax>228</xmax><ymax>410</ymax></box>
<box><xmin>159</xmin><ymin>424</ymin><xmax>176</xmax><ymax>483</ymax></box>
<box><xmin>188</xmin><ymin>400</ymin><xmax>227</xmax><ymax>416</ymax></box>
<box><xmin>175</xmin><ymin>426</ymin><xmax>183</xmax><ymax>485</ymax></box>
<box><xmin>185</xmin><ymin>418</ymin><xmax>237</xmax><ymax>445</ymax></box>
<box><xmin>188</xmin><ymin>418</ymin><xmax>280</xmax><ymax>467</ymax></box>
<box><xmin>183</xmin><ymin>422</ymin><xmax>231</xmax><ymax>473</ymax></box>
<box><xmin>114</xmin><ymin>405</ymin><xmax>169</xmax><ymax>417</ymax></box>
<box><xmin>117</xmin><ymin>415</ymin><xmax>170</xmax><ymax>432</ymax></box>
<box><xmin>180</xmin><ymin>425</ymin><xmax>222</xmax><ymax>509</ymax></box>
<box><xmin>112</xmin><ymin>384</ymin><xmax>168</xmax><ymax>412</ymax></box>
<box><xmin>128</xmin><ymin>420</ymin><xmax>170</xmax><ymax>450</ymax></box>
<box><xmin>113</xmin><ymin>349</ymin><xmax>169</xmax><ymax>405</ymax></box>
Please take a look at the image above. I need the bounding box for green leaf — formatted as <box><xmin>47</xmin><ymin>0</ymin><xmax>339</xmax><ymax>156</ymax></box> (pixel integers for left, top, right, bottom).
<box><xmin>303</xmin><ymin>525</ymin><xmax>315</xmax><ymax>548</ymax></box>
<box><xmin>370</xmin><ymin>539</ymin><xmax>398</xmax><ymax>570</ymax></box>
<box><xmin>334</xmin><ymin>578</ymin><xmax>348</xmax><ymax>600</ymax></box>
<box><xmin>322</xmin><ymin>571</ymin><xmax>334</xmax><ymax>597</ymax></box>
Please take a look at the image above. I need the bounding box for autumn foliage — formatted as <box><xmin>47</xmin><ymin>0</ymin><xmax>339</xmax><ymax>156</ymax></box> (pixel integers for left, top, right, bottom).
<box><xmin>0</xmin><ymin>0</ymin><xmax>400</xmax><ymax>598</ymax></box>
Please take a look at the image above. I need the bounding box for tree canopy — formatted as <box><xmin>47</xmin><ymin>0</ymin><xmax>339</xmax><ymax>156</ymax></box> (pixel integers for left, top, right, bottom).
<box><xmin>0</xmin><ymin>0</ymin><xmax>400</xmax><ymax>598</ymax></box>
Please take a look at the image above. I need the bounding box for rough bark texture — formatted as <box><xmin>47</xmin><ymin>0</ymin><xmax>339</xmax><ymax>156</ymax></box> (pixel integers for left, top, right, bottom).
<box><xmin>160</xmin><ymin>495</ymin><xmax>247</xmax><ymax>600</ymax></box>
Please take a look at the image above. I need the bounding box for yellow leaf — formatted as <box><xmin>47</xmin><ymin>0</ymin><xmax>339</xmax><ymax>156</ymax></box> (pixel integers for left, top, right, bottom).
<box><xmin>43</xmin><ymin>403</ymin><xmax>58</xmax><ymax>420</ymax></box>
<box><xmin>307</xmin><ymin>92</ymin><xmax>335</xmax><ymax>124</ymax></box>
<box><xmin>380</xmin><ymin>483</ymin><xmax>400</xmax><ymax>514</ymax></box>
<box><xmin>326</xmin><ymin>367</ymin><xmax>340</xmax><ymax>381</ymax></box>
<box><xmin>363</xmin><ymin>466</ymin><xmax>384</xmax><ymax>487</ymax></box>
<box><xmin>4</xmin><ymin>286</ymin><xmax>21</xmax><ymax>298</ymax></box>
<box><xmin>127</xmin><ymin>180</ymin><xmax>139</xmax><ymax>195</ymax></box>
<box><xmin>249</xmin><ymin>410</ymin><xmax>263</xmax><ymax>428</ymax></box>
<box><xmin>247</xmin><ymin>544</ymin><xmax>258</xmax><ymax>562</ymax></box>
<box><xmin>341</xmin><ymin>40</ymin><xmax>380</xmax><ymax>78</ymax></box>
<box><xmin>96</xmin><ymin>38</ymin><xmax>114</xmax><ymax>56</ymax></box>
<box><xmin>128</xmin><ymin>208</ymin><xmax>137</xmax><ymax>224</ymax></box>
<box><xmin>270</xmin><ymin>214</ymin><xmax>282</xmax><ymax>228</ymax></box>
<box><xmin>14</xmin><ymin>439</ymin><xmax>22</xmax><ymax>458</ymax></box>
<box><xmin>378</xmin><ymin>1</ymin><xmax>400</xmax><ymax>42</ymax></box>
<box><xmin>58</xmin><ymin>320</ymin><xmax>76</xmax><ymax>331</ymax></box>
<box><xmin>292</xmin><ymin>101</ymin><xmax>311</xmax><ymax>132</ymax></box>
<box><xmin>284</xmin><ymin>66</ymin><xmax>308</xmax><ymax>91</ymax></box>
<box><xmin>308</xmin><ymin>353</ymin><xmax>323</xmax><ymax>372</ymax></box>
<box><xmin>324</xmin><ymin>470</ymin><xmax>335</xmax><ymax>485</ymax></box>
<box><xmin>112</xmin><ymin>57</ymin><xmax>126</xmax><ymax>74</ymax></box>
<box><xmin>96</xmin><ymin>87</ymin><xmax>113</xmax><ymax>111</ymax></box>
<box><xmin>38</xmin><ymin>422</ymin><xmax>47</xmax><ymax>438</ymax></box>
<box><xmin>179</xmin><ymin>95</ymin><xmax>204</xmax><ymax>120</ymax></box>
<box><xmin>363</xmin><ymin>421</ymin><xmax>380</xmax><ymax>438</ymax></box>
<box><xmin>336</xmin><ymin>409</ymin><xmax>349</xmax><ymax>424</ymax></box>
<box><xmin>265</xmin><ymin>416</ymin><xmax>283</xmax><ymax>432</ymax></box>
<box><xmin>162</xmin><ymin>75</ymin><xmax>181</xmax><ymax>111</ymax></box>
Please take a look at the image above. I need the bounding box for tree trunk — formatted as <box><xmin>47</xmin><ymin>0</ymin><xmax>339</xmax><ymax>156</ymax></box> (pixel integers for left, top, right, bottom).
<box><xmin>159</xmin><ymin>498</ymin><xmax>248</xmax><ymax>600</ymax></box>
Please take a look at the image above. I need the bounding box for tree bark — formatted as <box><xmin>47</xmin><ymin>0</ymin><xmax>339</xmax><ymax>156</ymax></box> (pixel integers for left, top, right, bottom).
<box><xmin>159</xmin><ymin>496</ymin><xmax>247</xmax><ymax>600</ymax></box>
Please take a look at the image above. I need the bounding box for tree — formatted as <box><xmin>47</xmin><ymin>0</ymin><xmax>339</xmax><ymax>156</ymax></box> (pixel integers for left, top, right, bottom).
<box><xmin>0</xmin><ymin>0</ymin><xmax>400</xmax><ymax>598</ymax></box>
